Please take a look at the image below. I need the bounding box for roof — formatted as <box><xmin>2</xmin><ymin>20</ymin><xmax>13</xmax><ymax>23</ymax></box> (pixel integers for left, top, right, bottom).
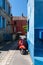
<box><xmin>13</xmin><ymin>16</ymin><xmax>27</xmax><ymax>20</ymax></box>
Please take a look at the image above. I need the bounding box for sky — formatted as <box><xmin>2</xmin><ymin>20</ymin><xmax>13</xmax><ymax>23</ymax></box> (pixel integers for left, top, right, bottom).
<box><xmin>9</xmin><ymin>0</ymin><xmax>27</xmax><ymax>16</ymax></box>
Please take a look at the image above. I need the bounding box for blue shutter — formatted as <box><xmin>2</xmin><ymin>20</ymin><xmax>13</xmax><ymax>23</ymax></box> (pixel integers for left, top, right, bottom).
<box><xmin>0</xmin><ymin>16</ymin><xmax>2</xmax><ymax>28</ymax></box>
<box><xmin>8</xmin><ymin>6</ymin><xmax>10</xmax><ymax>15</ymax></box>
<box><xmin>0</xmin><ymin>16</ymin><xmax>1</xmax><ymax>28</ymax></box>
<box><xmin>3</xmin><ymin>0</ymin><xmax>5</xmax><ymax>10</ymax></box>
<box><xmin>2</xmin><ymin>17</ymin><xmax>5</xmax><ymax>28</ymax></box>
<box><xmin>0</xmin><ymin>0</ymin><xmax>2</xmax><ymax>7</ymax></box>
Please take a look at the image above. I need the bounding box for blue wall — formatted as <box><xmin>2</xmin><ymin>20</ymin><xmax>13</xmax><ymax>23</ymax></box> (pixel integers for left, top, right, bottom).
<box><xmin>5</xmin><ymin>1</ymin><xmax>10</xmax><ymax>15</ymax></box>
<box><xmin>27</xmin><ymin>0</ymin><xmax>43</xmax><ymax>65</ymax></box>
<box><xmin>0</xmin><ymin>0</ymin><xmax>11</xmax><ymax>15</ymax></box>
<box><xmin>35</xmin><ymin>1</ymin><xmax>43</xmax><ymax>28</ymax></box>
<box><xmin>34</xmin><ymin>29</ymin><xmax>43</xmax><ymax>57</ymax></box>
<box><xmin>0</xmin><ymin>0</ymin><xmax>10</xmax><ymax>29</ymax></box>
<box><xmin>0</xmin><ymin>0</ymin><xmax>3</xmax><ymax>7</ymax></box>
<box><xmin>34</xmin><ymin>57</ymin><xmax>43</xmax><ymax>65</ymax></box>
<box><xmin>34</xmin><ymin>0</ymin><xmax>43</xmax><ymax>57</ymax></box>
<box><xmin>0</xmin><ymin>16</ymin><xmax>6</xmax><ymax>28</ymax></box>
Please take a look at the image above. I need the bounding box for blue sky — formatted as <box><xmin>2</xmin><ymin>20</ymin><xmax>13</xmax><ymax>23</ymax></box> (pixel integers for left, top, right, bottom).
<box><xmin>9</xmin><ymin>0</ymin><xmax>27</xmax><ymax>16</ymax></box>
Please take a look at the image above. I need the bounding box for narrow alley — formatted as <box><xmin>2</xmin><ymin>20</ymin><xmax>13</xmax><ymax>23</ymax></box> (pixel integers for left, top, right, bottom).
<box><xmin>0</xmin><ymin>0</ymin><xmax>43</xmax><ymax>65</ymax></box>
<box><xmin>0</xmin><ymin>41</ymin><xmax>32</xmax><ymax>65</ymax></box>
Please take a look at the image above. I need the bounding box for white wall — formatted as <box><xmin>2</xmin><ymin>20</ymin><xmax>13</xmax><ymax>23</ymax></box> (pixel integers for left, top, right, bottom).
<box><xmin>27</xmin><ymin>0</ymin><xmax>34</xmax><ymax>45</ymax></box>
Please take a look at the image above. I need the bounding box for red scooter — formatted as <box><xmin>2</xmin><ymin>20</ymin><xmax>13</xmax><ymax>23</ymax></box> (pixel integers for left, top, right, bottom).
<box><xmin>18</xmin><ymin>38</ymin><xmax>26</xmax><ymax>55</ymax></box>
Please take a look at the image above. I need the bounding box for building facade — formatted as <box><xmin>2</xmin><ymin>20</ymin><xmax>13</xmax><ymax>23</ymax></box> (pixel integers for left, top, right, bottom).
<box><xmin>27</xmin><ymin>0</ymin><xmax>43</xmax><ymax>65</ymax></box>
<box><xmin>0</xmin><ymin>0</ymin><xmax>12</xmax><ymax>42</ymax></box>
<box><xmin>11</xmin><ymin>16</ymin><xmax>27</xmax><ymax>35</ymax></box>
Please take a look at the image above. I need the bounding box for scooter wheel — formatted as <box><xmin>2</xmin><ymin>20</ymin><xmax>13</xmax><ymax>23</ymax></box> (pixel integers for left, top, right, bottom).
<box><xmin>20</xmin><ymin>49</ymin><xmax>26</xmax><ymax>55</ymax></box>
<box><xmin>20</xmin><ymin>49</ymin><xmax>23</xmax><ymax>55</ymax></box>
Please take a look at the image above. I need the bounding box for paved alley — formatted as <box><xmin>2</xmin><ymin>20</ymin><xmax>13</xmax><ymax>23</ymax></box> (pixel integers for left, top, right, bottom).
<box><xmin>0</xmin><ymin>41</ymin><xmax>32</xmax><ymax>65</ymax></box>
<box><xmin>5</xmin><ymin>50</ymin><xmax>32</xmax><ymax>65</ymax></box>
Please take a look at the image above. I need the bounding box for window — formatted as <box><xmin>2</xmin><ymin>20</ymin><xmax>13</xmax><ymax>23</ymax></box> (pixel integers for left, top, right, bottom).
<box><xmin>2</xmin><ymin>17</ymin><xmax>5</xmax><ymax>28</ymax></box>
<box><xmin>3</xmin><ymin>0</ymin><xmax>5</xmax><ymax>9</ymax></box>
<box><xmin>14</xmin><ymin>21</ymin><xmax>16</xmax><ymax>25</ymax></box>
<box><xmin>39</xmin><ymin>31</ymin><xmax>43</xmax><ymax>40</ymax></box>
<box><xmin>0</xmin><ymin>16</ymin><xmax>2</xmax><ymax>28</ymax></box>
<box><xmin>6</xmin><ymin>4</ymin><xmax>11</xmax><ymax>15</ymax></box>
<box><xmin>8</xmin><ymin>6</ymin><xmax>10</xmax><ymax>15</ymax></box>
<box><xmin>28</xmin><ymin>20</ymin><xmax>29</xmax><ymax>31</ymax></box>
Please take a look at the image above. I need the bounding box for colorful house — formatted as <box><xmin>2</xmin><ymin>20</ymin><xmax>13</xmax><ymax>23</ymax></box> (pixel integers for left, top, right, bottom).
<box><xmin>11</xmin><ymin>16</ymin><xmax>27</xmax><ymax>35</ymax></box>
<box><xmin>0</xmin><ymin>0</ymin><xmax>12</xmax><ymax>42</ymax></box>
<box><xmin>27</xmin><ymin>0</ymin><xmax>43</xmax><ymax>65</ymax></box>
